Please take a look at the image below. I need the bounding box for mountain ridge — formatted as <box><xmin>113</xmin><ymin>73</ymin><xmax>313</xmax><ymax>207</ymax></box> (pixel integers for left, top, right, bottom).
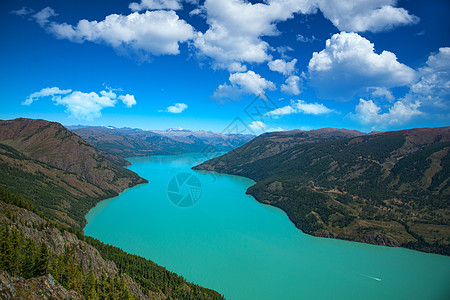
<box><xmin>0</xmin><ymin>118</ymin><xmax>147</xmax><ymax>228</ymax></box>
<box><xmin>71</xmin><ymin>125</ymin><xmax>254</xmax><ymax>158</ymax></box>
<box><xmin>194</xmin><ymin>126</ymin><xmax>450</xmax><ymax>255</ymax></box>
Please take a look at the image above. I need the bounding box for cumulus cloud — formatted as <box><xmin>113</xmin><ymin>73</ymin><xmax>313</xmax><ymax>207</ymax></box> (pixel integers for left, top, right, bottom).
<box><xmin>407</xmin><ymin>47</ymin><xmax>450</xmax><ymax>108</ymax></box>
<box><xmin>166</xmin><ymin>103</ymin><xmax>188</xmax><ymax>113</ymax></box>
<box><xmin>352</xmin><ymin>98</ymin><xmax>422</xmax><ymax>128</ymax></box>
<box><xmin>194</xmin><ymin>0</ymin><xmax>315</xmax><ymax>71</ymax></box>
<box><xmin>268</xmin><ymin>58</ymin><xmax>297</xmax><ymax>76</ymax></box>
<box><xmin>129</xmin><ymin>0</ymin><xmax>182</xmax><ymax>12</ymax></box>
<box><xmin>118</xmin><ymin>94</ymin><xmax>137</xmax><ymax>108</ymax></box>
<box><xmin>308</xmin><ymin>32</ymin><xmax>416</xmax><ymax>100</ymax></box>
<box><xmin>213</xmin><ymin>70</ymin><xmax>276</xmax><ymax>99</ymax></box>
<box><xmin>194</xmin><ymin>0</ymin><xmax>417</xmax><ymax>71</ymax></box>
<box><xmin>281</xmin><ymin>75</ymin><xmax>301</xmax><ymax>95</ymax></box>
<box><xmin>315</xmin><ymin>0</ymin><xmax>419</xmax><ymax>33</ymax></box>
<box><xmin>266</xmin><ymin>99</ymin><xmax>333</xmax><ymax>118</ymax></box>
<box><xmin>23</xmin><ymin>87</ymin><xmax>136</xmax><ymax>120</ymax></box>
<box><xmin>34</xmin><ymin>8</ymin><xmax>195</xmax><ymax>59</ymax></box>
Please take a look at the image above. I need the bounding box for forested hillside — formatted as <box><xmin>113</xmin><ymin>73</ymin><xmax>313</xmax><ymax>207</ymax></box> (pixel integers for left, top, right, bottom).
<box><xmin>0</xmin><ymin>118</ymin><xmax>147</xmax><ymax>229</ymax></box>
<box><xmin>0</xmin><ymin>187</ymin><xmax>224</xmax><ymax>299</ymax></box>
<box><xmin>195</xmin><ymin>127</ymin><xmax>450</xmax><ymax>255</ymax></box>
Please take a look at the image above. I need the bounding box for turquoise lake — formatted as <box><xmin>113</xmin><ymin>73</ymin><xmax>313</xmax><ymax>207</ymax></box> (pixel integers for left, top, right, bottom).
<box><xmin>85</xmin><ymin>153</ymin><xmax>450</xmax><ymax>300</ymax></box>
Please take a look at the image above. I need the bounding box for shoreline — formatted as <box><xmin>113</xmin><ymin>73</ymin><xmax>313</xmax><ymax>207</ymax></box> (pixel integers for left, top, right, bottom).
<box><xmin>191</xmin><ymin>166</ymin><xmax>449</xmax><ymax>256</ymax></box>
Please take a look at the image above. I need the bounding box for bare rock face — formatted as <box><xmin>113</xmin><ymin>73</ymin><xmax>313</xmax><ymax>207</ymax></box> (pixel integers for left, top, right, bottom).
<box><xmin>0</xmin><ymin>270</ymin><xmax>83</xmax><ymax>299</ymax></box>
<box><xmin>315</xmin><ymin>230</ymin><xmax>338</xmax><ymax>239</ymax></box>
<box><xmin>362</xmin><ymin>233</ymin><xmax>400</xmax><ymax>247</ymax></box>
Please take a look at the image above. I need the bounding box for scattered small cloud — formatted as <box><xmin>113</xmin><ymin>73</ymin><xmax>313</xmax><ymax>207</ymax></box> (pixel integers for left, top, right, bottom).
<box><xmin>129</xmin><ymin>0</ymin><xmax>182</xmax><ymax>12</ymax></box>
<box><xmin>265</xmin><ymin>99</ymin><xmax>333</xmax><ymax>118</ymax></box>
<box><xmin>268</xmin><ymin>58</ymin><xmax>297</xmax><ymax>76</ymax></box>
<box><xmin>248</xmin><ymin>121</ymin><xmax>266</xmax><ymax>131</ymax></box>
<box><xmin>23</xmin><ymin>87</ymin><xmax>72</xmax><ymax>105</ymax></box>
<box><xmin>23</xmin><ymin>86</ymin><xmax>136</xmax><ymax>120</ymax></box>
<box><xmin>213</xmin><ymin>70</ymin><xmax>276</xmax><ymax>100</ymax></box>
<box><xmin>33</xmin><ymin>6</ymin><xmax>57</xmax><ymax>27</ymax></box>
<box><xmin>296</xmin><ymin>34</ymin><xmax>318</xmax><ymax>43</ymax></box>
<box><xmin>367</xmin><ymin>87</ymin><xmax>394</xmax><ymax>101</ymax></box>
<box><xmin>118</xmin><ymin>94</ymin><xmax>137</xmax><ymax>108</ymax></box>
<box><xmin>10</xmin><ymin>6</ymin><xmax>34</xmax><ymax>16</ymax></box>
<box><xmin>415</xmin><ymin>30</ymin><xmax>426</xmax><ymax>36</ymax></box>
<box><xmin>165</xmin><ymin>102</ymin><xmax>188</xmax><ymax>113</ymax></box>
<box><xmin>281</xmin><ymin>75</ymin><xmax>302</xmax><ymax>95</ymax></box>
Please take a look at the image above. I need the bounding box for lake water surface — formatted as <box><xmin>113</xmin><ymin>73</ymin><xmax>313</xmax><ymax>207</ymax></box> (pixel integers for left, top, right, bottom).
<box><xmin>85</xmin><ymin>153</ymin><xmax>450</xmax><ymax>300</ymax></box>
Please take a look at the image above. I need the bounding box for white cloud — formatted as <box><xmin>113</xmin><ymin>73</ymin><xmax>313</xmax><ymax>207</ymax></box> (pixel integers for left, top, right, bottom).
<box><xmin>408</xmin><ymin>47</ymin><xmax>450</xmax><ymax>108</ymax></box>
<box><xmin>33</xmin><ymin>7</ymin><xmax>57</xmax><ymax>27</ymax></box>
<box><xmin>367</xmin><ymin>87</ymin><xmax>394</xmax><ymax>101</ymax></box>
<box><xmin>23</xmin><ymin>87</ymin><xmax>72</xmax><ymax>105</ymax></box>
<box><xmin>10</xmin><ymin>7</ymin><xmax>34</xmax><ymax>16</ymax></box>
<box><xmin>23</xmin><ymin>87</ymin><xmax>136</xmax><ymax>120</ymax></box>
<box><xmin>296</xmin><ymin>34</ymin><xmax>318</xmax><ymax>43</ymax></box>
<box><xmin>281</xmin><ymin>75</ymin><xmax>301</xmax><ymax>95</ymax></box>
<box><xmin>119</xmin><ymin>94</ymin><xmax>137</xmax><ymax>108</ymax></box>
<box><xmin>314</xmin><ymin>0</ymin><xmax>419</xmax><ymax>33</ymax></box>
<box><xmin>194</xmin><ymin>0</ymin><xmax>315</xmax><ymax>71</ymax></box>
<box><xmin>54</xmin><ymin>91</ymin><xmax>117</xmax><ymax>121</ymax></box>
<box><xmin>352</xmin><ymin>98</ymin><xmax>422</xmax><ymax>127</ymax></box>
<box><xmin>39</xmin><ymin>9</ymin><xmax>195</xmax><ymax>58</ymax></box>
<box><xmin>249</xmin><ymin>121</ymin><xmax>266</xmax><ymax>131</ymax></box>
<box><xmin>166</xmin><ymin>102</ymin><xmax>188</xmax><ymax>113</ymax></box>
<box><xmin>266</xmin><ymin>99</ymin><xmax>333</xmax><ymax>118</ymax></box>
<box><xmin>268</xmin><ymin>58</ymin><xmax>297</xmax><ymax>76</ymax></box>
<box><xmin>213</xmin><ymin>70</ymin><xmax>276</xmax><ymax>99</ymax></box>
<box><xmin>308</xmin><ymin>32</ymin><xmax>416</xmax><ymax>100</ymax></box>
<box><xmin>129</xmin><ymin>0</ymin><xmax>182</xmax><ymax>12</ymax></box>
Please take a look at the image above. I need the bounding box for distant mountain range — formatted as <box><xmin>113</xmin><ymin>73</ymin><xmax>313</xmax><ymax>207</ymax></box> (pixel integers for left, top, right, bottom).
<box><xmin>194</xmin><ymin>127</ymin><xmax>450</xmax><ymax>255</ymax></box>
<box><xmin>69</xmin><ymin>125</ymin><xmax>255</xmax><ymax>158</ymax></box>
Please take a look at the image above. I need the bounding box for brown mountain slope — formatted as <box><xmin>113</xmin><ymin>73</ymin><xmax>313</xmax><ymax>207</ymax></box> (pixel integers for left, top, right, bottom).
<box><xmin>195</xmin><ymin>127</ymin><xmax>450</xmax><ymax>255</ymax></box>
<box><xmin>0</xmin><ymin>118</ymin><xmax>147</xmax><ymax>228</ymax></box>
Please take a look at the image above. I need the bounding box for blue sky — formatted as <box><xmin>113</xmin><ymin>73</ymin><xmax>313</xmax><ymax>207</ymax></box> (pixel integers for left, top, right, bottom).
<box><xmin>0</xmin><ymin>0</ymin><xmax>449</xmax><ymax>134</ymax></box>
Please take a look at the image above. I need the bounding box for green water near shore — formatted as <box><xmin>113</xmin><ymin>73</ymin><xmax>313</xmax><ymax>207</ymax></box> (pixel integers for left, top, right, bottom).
<box><xmin>85</xmin><ymin>153</ymin><xmax>450</xmax><ymax>300</ymax></box>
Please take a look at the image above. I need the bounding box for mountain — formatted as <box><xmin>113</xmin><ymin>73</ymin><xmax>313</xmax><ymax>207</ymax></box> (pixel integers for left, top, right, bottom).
<box><xmin>0</xmin><ymin>188</ymin><xmax>224</xmax><ymax>299</ymax></box>
<box><xmin>194</xmin><ymin>127</ymin><xmax>450</xmax><ymax>255</ymax></box>
<box><xmin>0</xmin><ymin>118</ymin><xmax>147</xmax><ymax>228</ymax></box>
<box><xmin>70</xmin><ymin>126</ymin><xmax>254</xmax><ymax>158</ymax></box>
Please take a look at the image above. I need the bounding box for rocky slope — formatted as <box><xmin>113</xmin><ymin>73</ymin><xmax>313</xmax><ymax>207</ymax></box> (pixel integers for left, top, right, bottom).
<box><xmin>0</xmin><ymin>201</ymin><xmax>150</xmax><ymax>299</ymax></box>
<box><xmin>194</xmin><ymin>127</ymin><xmax>450</xmax><ymax>255</ymax></box>
<box><xmin>0</xmin><ymin>118</ymin><xmax>147</xmax><ymax>229</ymax></box>
<box><xmin>0</xmin><ymin>193</ymin><xmax>224</xmax><ymax>299</ymax></box>
<box><xmin>71</xmin><ymin>125</ymin><xmax>254</xmax><ymax>158</ymax></box>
